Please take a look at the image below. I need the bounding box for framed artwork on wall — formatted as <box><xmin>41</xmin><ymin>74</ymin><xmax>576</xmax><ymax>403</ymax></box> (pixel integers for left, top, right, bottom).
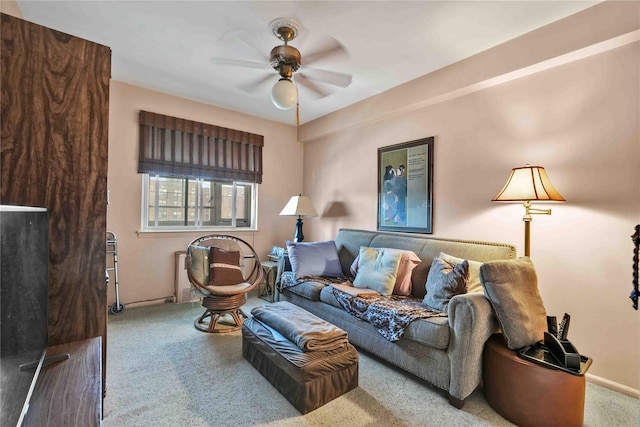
<box><xmin>377</xmin><ymin>136</ymin><xmax>434</xmax><ymax>234</ymax></box>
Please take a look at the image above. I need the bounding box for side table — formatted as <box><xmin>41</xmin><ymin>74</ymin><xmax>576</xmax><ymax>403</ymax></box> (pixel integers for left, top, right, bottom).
<box><xmin>259</xmin><ymin>260</ymin><xmax>278</xmax><ymax>303</ymax></box>
<box><xmin>483</xmin><ymin>333</ymin><xmax>586</xmax><ymax>427</ymax></box>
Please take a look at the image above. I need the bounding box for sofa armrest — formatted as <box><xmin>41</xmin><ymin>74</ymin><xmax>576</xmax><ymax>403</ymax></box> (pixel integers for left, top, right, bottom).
<box><xmin>275</xmin><ymin>252</ymin><xmax>291</xmax><ymax>286</ymax></box>
<box><xmin>446</xmin><ymin>292</ymin><xmax>499</xmax><ymax>403</ymax></box>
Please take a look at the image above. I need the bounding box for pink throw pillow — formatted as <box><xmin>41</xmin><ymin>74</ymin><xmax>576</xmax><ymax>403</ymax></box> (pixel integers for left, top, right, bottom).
<box><xmin>350</xmin><ymin>247</ymin><xmax>421</xmax><ymax>296</ymax></box>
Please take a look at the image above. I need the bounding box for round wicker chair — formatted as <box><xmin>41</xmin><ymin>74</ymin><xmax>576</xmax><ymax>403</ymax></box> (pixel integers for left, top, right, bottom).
<box><xmin>186</xmin><ymin>235</ymin><xmax>263</xmax><ymax>333</ymax></box>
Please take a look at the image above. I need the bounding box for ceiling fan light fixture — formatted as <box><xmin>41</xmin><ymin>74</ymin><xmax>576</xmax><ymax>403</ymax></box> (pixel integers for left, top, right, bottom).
<box><xmin>271</xmin><ymin>78</ymin><xmax>297</xmax><ymax>110</ymax></box>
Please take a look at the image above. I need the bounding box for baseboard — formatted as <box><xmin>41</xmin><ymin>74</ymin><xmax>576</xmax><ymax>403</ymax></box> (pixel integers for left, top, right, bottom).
<box><xmin>124</xmin><ymin>296</ymin><xmax>175</xmax><ymax>309</ymax></box>
<box><xmin>586</xmin><ymin>373</ymin><xmax>639</xmax><ymax>398</ymax></box>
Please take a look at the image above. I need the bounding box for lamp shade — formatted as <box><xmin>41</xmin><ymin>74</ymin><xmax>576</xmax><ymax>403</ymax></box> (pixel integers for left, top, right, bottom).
<box><xmin>279</xmin><ymin>195</ymin><xmax>318</xmax><ymax>217</ymax></box>
<box><xmin>271</xmin><ymin>78</ymin><xmax>297</xmax><ymax>110</ymax></box>
<box><xmin>492</xmin><ymin>165</ymin><xmax>565</xmax><ymax>202</ymax></box>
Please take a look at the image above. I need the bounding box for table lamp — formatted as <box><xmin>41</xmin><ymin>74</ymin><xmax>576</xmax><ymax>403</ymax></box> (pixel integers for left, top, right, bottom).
<box><xmin>279</xmin><ymin>194</ymin><xmax>318</xmax><ymax>242</ymax></box>
<box><xmin>491</xmin><ymin>165</ymin><xmax>565</xmax><ymax>257</ymax></box>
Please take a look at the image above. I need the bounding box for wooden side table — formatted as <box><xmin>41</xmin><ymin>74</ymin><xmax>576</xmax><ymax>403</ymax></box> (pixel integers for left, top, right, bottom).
<box><xmin>259</xmin><ymin>260</ymin><xmax>278</xmax><ymax>302</ymax></box>
<box><xmin>483</xmin><ymin>333</ymin><xmax>586</xmax><ymax>427</ymax></box>
<box><xmin>24</xmin><ymin>337</ymin><xmax>102</xmax><ymax>426</ymax></box>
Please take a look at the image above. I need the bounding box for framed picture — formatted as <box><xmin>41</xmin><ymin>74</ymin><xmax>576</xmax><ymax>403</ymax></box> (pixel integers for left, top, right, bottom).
<box><xmin>377</xmin><ymin>136</ymin><xmax>434</xmax><ymax>234</ymax></box>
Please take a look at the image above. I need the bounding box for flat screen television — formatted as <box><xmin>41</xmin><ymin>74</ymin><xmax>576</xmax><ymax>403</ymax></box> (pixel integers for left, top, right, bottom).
<box><xmin>0</xmin><ymin>205</ymin><xmax>49</xmax><ymax>427</ymax></box>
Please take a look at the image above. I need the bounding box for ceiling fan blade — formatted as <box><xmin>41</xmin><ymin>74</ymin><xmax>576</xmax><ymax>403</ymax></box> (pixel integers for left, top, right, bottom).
<box><xmin>210</xmin><ymin>57</ymin><xmax>269</xmax><ymax>70</ymax></box>
<box><xmin>295</xmin><ymin>73</ymin><xmax>330</xmax><ymax>99</ymax></box>
<box><xmin>234</xmin><ymin>30</ymin><xmax>270</xmax><ymax>62</ymax></box>
<box><xmin>238</xmin><ymin>74</ymin><xmax>274</xmax><ymax>93</ymax></box>
<box><xmin>302</xmin><ymin>38</ymin><xmax>349</xmax><ymax>66</ymax></box>
<box><xmin>298</xmin><ymin>67</ymin><xmax>352</xmax><ymax>88</ymax></box>
<box><xmin>219</xmin><ymin>29</ymin><xmax>269</xmax><ymax>62</ymax></box>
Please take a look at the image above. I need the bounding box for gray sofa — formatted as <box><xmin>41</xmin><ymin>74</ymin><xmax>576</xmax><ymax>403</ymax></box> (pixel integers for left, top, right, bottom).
<box><xmin>277</xmin><ymin>228</ymin><xmax>516</xmax><ymax>408</ymax></box>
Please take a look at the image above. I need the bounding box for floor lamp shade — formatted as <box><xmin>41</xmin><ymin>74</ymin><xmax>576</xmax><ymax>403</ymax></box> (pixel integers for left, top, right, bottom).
<box><xmin>279</xmin><ymin>195</ymin><xmax>318</xmax><ymax>242</ymax></box>
<box><xmin>492</xmin><ymin>165</ymin><xmax>565</xmax><ymax>257</ymax></box>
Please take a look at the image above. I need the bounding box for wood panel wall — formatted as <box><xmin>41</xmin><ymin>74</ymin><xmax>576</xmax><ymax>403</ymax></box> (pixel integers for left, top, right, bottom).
<box><xmin>0</xmin><ymin>13</ymin><xmax>110</xmax><ymax>378</ymax></box>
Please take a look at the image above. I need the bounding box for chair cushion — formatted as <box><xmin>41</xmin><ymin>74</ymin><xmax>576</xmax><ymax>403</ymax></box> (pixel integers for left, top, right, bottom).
<box><xmin>350</xmin><ymin>247</ymin><xmax>421</xmax><ymax>296</ymax></box>
<box><xmin>423</xmin><ymin>257</ymin><xmax>468</xmax><ymax>311</ymax></box>
<box><xmin>480</xmin><ymin>257</ymin><xmax>547</xmax><ymax>350</ymax></box>
<box><xmin>188</xmin><ymin>245</ymin><xmax>211</xmax><ymax>285</ymax></box>
<box><xmin>209</xmin><ymin>247</ymin><xmax>244</xmax><ymax>285</ymax></box>
<box><xmin>286</xmin><ymin>240</ymin><xmax>343</xmax><ymax>279</ymax></box>
<box><xmin>352</xmin><ymin>247</ymin><xmax>402</xmax><ymax>296</ymax></box>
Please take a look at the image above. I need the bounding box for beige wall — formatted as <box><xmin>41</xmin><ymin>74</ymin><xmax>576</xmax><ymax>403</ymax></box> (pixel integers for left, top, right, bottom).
<box><xmin>299</xmin><ymin>2</ymin><xmax>640</xmax><ymax>393</ymax></box>
<box><xmin>9</xmin><ymin>0</ymin><xmax>638</xmax><ymax>396</ymax></box>
<box><xmin>107</xmin><ymin>81</ymin><xmax>302</xmax><ymax>306</ymax></box>
<box><xmin>0</xmin><ymin>0</ymin><xmax>22</xmax><ymax>18</ymax></box>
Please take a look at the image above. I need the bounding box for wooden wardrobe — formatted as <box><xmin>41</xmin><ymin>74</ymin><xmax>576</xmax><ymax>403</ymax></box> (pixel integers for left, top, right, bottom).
<box><xmin>1</xmin><ymin>12</ymin><xmax>111</xmax><ymax>403</ymax></box>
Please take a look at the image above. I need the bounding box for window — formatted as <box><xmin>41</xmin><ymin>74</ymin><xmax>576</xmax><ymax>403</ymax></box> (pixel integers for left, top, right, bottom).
<box><xmin>137</xmin><ymin>111</ymin><xmax>263</xmax><ymax>231</ymax></box>
<box><xmin>143</xmin><ymin>174</ymin><xmax>256</xmax><ymax>230</ymax></box>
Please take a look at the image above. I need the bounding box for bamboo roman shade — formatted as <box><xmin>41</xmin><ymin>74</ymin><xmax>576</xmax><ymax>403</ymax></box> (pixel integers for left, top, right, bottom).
<box><xmin>138</xmin><ymin>111</ymin><xmax>264</xmax><ymax>183</ymax></box>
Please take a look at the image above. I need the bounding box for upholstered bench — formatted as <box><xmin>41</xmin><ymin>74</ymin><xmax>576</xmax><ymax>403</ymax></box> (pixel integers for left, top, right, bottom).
<box><xmin>241</xmin><ymin>302</ymin><xmax>359</xmax><ymax>414</ymax></box>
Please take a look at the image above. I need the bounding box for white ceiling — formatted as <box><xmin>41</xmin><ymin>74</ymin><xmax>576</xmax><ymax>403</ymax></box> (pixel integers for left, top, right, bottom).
<box><xmin>17</xmin><ymin>1</ymin><xmax>599</xmax><ymax>126</ymax></box>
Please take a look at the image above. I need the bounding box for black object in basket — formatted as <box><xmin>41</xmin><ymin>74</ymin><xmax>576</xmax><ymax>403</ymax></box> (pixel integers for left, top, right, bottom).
<box><xmin>518</xmin><ymin>332</ymin><xmax>592</xmax><ymax>376</ymax></box>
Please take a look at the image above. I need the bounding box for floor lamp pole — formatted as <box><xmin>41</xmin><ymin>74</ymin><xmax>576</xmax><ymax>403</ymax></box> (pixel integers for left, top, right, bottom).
<box><xmin>523</xmin><ymin>218</ymin><xmax>531</xmax><ymax>257</ymax></box>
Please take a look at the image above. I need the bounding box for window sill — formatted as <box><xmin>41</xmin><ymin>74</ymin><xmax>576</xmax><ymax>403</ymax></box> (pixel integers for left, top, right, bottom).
<box><xmin>136</xmin><ymin>228</ymin><xmax>258</xmax><ymax>239</ymax></box>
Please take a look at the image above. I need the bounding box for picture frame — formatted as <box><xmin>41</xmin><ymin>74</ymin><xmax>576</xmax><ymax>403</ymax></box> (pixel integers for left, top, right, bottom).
<box><xmin>377</xmin><ymin>136</ymin><xmax>434</xmax><ymax>234</ymax></box>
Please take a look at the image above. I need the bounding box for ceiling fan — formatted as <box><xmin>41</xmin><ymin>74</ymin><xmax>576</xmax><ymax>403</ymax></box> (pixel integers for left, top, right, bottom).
<box><xmin>211</xmin><ymin>18</ymin><xmax>353</xmax><ymax>124</ymax></box>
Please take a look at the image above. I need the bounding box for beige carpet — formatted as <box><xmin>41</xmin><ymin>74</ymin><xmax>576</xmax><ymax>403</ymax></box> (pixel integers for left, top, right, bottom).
<box><xmin>103</xmin><ymin>293</ymin><xmax>638</xmax><ymax>426</ymax></box>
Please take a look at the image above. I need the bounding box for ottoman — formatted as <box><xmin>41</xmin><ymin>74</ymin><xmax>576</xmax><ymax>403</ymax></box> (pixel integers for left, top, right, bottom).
<box><xmin>242</xmin><ymin>316</ymin><xmax>359</xmax><ymax>414</ymax></box>
<box><xmin>483</xmin><ymin>333</ymin><xmax>586</xmax><ymax>427</ymax></box>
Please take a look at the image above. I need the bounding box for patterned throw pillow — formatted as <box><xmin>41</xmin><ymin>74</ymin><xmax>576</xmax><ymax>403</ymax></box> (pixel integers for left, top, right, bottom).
<box><xmin>209</xmin><ymin>247</ymin><xmax>244</xmax><ymax>286</ymax></box>
<box><xmin>423</xmin><ymin>257</ymin><xmax>469</xmax><ymax>312</ymax></box>
<box><xmin>439</xmin><ymin>252</ymin><xmax>484</xmax><ymax>293</ymax></box>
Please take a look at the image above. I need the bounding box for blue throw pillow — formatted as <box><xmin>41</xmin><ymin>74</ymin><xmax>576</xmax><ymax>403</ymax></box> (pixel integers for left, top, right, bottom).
<box><xmin>286</xmin><ymin>240</ymin><xmax>344</xmax><ymax>280</ymax></box>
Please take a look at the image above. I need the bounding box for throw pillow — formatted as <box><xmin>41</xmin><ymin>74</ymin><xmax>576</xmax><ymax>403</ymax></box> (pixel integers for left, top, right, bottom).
<box><xmin>188</xmin><ymin>245</ymin><xmax>211</xmax><ymax>285</ymax></box>
<box><xmin>352</xmin><ymin>247</ymin><xmax>402</xmax><ymax>296</ymax></box>
<box><xmin>209</xmin><ymin>247</ymin><xmax>244</xmax><ymax>286</ymax></box>
<box><xmin>480</xmin><ymin>257</ymin><xmax>547</xmax><ymax>350</ymax></box>
<box><xmin>350</xmin><ymin>247</ymin><xmax>421</xmax><ymax>296</ymax></box>
<box><xmin>439</xmin><ymin>252</ymin><xmax>484</xmax><ymax>293</ymax></box>
<box><xmin>286</xmin><ymin>240</ymin><xmax>343</xmax><ymax>280</ymax></box>
<box><xmin>423</xmin><ymin>257</ymin><xmax>469</xmax><ymax>311</ymax></box>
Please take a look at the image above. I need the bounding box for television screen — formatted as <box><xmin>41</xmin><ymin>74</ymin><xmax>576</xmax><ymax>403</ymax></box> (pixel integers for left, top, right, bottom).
<box><xmin>0</xmin><ymin>205</ymin><xmax>49</xmax><ymax>427</ymax></box>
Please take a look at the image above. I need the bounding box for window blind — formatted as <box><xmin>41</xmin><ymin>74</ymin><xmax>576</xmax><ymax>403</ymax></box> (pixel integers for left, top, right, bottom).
<box><xmin>138</xmin><ymin>110</ymin><xmax>263</xmax><ymax>184</ymax></box>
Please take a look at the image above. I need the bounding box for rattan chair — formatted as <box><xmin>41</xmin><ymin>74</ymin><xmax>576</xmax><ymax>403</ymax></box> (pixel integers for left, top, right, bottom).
<box><xmin>186</xmin><ymin>235</ymin><xmax>263</xmax><ymax>333</ymax></box>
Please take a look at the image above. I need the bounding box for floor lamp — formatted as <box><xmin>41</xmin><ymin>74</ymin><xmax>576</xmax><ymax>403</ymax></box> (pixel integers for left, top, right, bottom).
<box><xmin>279</xmin><ymin>194</ymin><xmax>318</xmax><ymax>242</ymax></box>
<box><xmin>492</xmin><ymin>165</ymin><xmax>565</xmax><ymax>257</ymax></box>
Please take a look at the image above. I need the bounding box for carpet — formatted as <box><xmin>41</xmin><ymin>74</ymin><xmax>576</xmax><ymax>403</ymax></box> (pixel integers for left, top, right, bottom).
<box><xmin>103</xmin><ymin>293</ymin><xmax>638</xmax><ymax>426</ymax></box>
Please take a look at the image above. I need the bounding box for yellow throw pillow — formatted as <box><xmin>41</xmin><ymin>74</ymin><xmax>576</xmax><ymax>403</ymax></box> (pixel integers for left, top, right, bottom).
<box><xmin>352</xmin><ymin>247</ymin><xmax>402</xmax><ymax>296</ymax></box>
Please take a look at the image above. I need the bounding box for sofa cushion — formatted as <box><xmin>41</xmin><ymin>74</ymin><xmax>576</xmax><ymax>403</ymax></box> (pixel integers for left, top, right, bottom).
<box><xmin>439</xmin><ymin>252</ymin><xmax>484</xmax><ymax>293</ymax></box>
<box><xmin>286</xmin><ymin>240</ymin><xmax>344</xmax><ymax>280</ymax></box>
<box><xmin>480</xmin><ymin>257</ymin><xmax>547</xmax><ymax>350</ymax></box>
<box><xmin>423</xmin><ymin>257</ymin><xmax>469</xmax><ymax>311</ymax></box>
<box><xmin>352</xmin><ymin>247</ymin><xmax>402</xmax><ymax>296</ymax></box>
<box><xmin>402</xmin><ymin>316</ymin><xmax>450</xmax><ymax>350</ymax></box>
<box><xmin>283</xmin><ymin>275</ymin><xmax>326</xmax><ymax>301</ymax></box>
<box><xmin>319</xmin><ymin>286</ymin><xmax>450</xmax><ymax>350</ymax></box>
<box><xmin>350</xmin><ymin>248</ymin><xmax>421</xmax><ymax>296</ymax></box>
